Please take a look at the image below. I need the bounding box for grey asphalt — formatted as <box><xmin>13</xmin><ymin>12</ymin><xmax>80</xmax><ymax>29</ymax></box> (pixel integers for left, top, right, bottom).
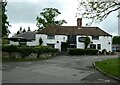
<box><xmin>2</xmin><ymin>55</ymin><xmax>120</xmax><ymax>83</ymax></box>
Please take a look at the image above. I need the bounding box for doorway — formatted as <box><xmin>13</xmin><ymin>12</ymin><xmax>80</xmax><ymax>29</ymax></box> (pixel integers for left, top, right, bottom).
<box><xmin>61</xmin><ymin>42</ymin><xmax>68</xmax><ymax>52</ymax></box>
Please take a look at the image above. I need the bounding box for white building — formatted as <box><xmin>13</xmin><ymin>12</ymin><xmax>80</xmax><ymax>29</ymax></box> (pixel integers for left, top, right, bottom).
<box><xmin>9</xmin><ymin>18</ymin><xmax>112</xmax><ymax>52</ymax></box>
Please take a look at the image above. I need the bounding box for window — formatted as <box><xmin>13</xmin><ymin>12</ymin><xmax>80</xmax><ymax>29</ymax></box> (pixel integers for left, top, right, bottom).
<box><xmin>97</xmin><ymin>44</ymin><xmax>101</xmax><ymax>49</ymax></box>
<box><xmin>92</xmin><ymin>36</ymin><xmax>99</xmax><ymax>40</ymax></box>
<box><xmin>78</xmin><ymin>37</ymin><xmax>86</xmax><ymax>42</ymax></box>
<box><xmin>47</xmin><ymin>44</ymin><xmax>54</xmax><ymax>48</ymax></box>
<box><xmin>47</xmin><ymin>35</ymin><xmax>55</xmax><ymax>39</ymax></box>
<box><xmin>19</xmin><ymin>42</ymin><xmax>27</xmax><ymax>45</ymax></box>
<box><xmin>68</xmin><ymin>35</ymin><xmax>76</xmax><ymax>44</ymax></box>
<box><xmin>90</xmin><ymin>44</ymin><xmax>96</xmax><ymax>49</ymax></box>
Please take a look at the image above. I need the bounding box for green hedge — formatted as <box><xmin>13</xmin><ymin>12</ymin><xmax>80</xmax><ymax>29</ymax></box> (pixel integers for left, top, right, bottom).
<box><xmin>2</xmin><ymin>45</ymin><xmax>59</xmax><ymax>58</ymax></box>
<box><xmin>68</xmin><ymin>48</ymin><xmax>98</xmax><ymax>55</ymax></box>
<box><xmin>2</xmin><ymin>45</ymin><xmax>19</xmax><ymax>52</ymax></box>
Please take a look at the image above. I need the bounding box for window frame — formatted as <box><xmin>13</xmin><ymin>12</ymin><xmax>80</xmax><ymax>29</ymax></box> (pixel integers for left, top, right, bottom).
<box><xmin>47</xmin><ymin>35</ymin><xmax>55</xmax><ymax>39</ymax></box>
<box><xmin>19</xmin><ymin>42</ymin><xmax>27</xmax><ymax>45</ymax></box>
<box><xmin>92</xmin><ymin>36</ymin><xmax>99</xmax><ymax>40</ymax></box>
<box><xmin>97</xmin><ymin>44</ymin><xmax>101</xmax><ymax>50</ymax></box>
<box><xmin>90</xmin><ymin>44</ymin><xmax>96</xmax><ymax>49</ymax></box>
<box><xmin>78</xmin><ymin>37</ymin><xmax>86</xmax><ymax>42</ymax></box>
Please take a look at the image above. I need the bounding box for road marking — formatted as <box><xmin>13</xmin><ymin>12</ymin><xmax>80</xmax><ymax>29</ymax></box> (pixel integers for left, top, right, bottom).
<box><xmin>98</xmin><ymin>79</ymin><xmax>110</xmax><ymax>82</ymax></box>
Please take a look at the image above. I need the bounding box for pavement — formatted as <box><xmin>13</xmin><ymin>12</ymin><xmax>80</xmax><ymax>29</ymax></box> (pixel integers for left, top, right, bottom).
<box><xmin>2</xmin><ymin>55</ymin><xmax>120</xmax><ymax>83</ymax></box>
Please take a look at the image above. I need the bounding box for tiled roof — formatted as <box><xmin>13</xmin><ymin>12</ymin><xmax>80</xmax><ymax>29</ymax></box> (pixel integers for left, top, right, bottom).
<box><xmin>37</xmin><ymin>25</ymin><xmax>112</xmax><ymax>36</ymax></box>
<box><xmin>11</xmin><ymin>31</ymin><xmax>36</xmax><ymax>40</ymax></box>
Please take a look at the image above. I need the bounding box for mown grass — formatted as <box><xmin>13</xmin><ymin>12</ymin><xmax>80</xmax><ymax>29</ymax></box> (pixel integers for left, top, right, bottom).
<box><xmin>2</xmin><ymin>57</ymin><xmax>49</xmax><ymax>62</ymax></box>
<box><xmin>95</xmin><ymin>58</ymin><xmax>120</xmax><ymax>78</ymax></box>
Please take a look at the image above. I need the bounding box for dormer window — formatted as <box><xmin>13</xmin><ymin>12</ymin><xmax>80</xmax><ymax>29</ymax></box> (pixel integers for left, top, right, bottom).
<box><xmin>47</xmin><ymin>35</ymin><xmax>55</xmax><ymax>39</ymax></box>
<box><xmin>92</xmin><ymin>36</ymin><xmax>99</xmax><ymax>40</ymax></box>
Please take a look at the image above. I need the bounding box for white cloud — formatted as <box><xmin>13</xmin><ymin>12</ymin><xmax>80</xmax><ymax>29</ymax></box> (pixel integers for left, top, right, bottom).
<box><xmin>8</xmin><ymin>23</ymin><xmax>38</xmax><ymax>37</ymax></box>
<box><xmin>8</xmin><ymin>0</ymin><xmax>76</xmax><ymax>3</ymax></box>
<box><xmin>7</xmin><ymin>0</ymin><xmax>118</xmax><ymax>37</ymax></box>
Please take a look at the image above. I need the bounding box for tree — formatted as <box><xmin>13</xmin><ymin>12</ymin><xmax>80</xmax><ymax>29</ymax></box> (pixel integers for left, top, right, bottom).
<box><xmin>36</xmin><ymin>8</ymin><xmax>67</xmax><ymax>30</ymax></box>
<box><xmin>16</xmin><ymin>31</ymin><xmax>20</xmax><ymax>35</ymax></box>
<box><xmin>28</xmin><ymin>27</ymin><xmax>31</xmax><ymax>31</ymax></box>
<box><xmin>112</xmin><ymin>36</ymin><xmax>120</xmax><ymax>44</ymax></box>
<box><xmin>19</xmin><ymin>26</ymin><xmax>22</xmax><ymax>33</ymax></box>
<box><xmin>39</xmin><ymin>38</ymin><xmax>43</xmax><ymax>45</ymax></box>
<box><xmin>77</xmin><ymin>0</ymin><xmax>120</xmax><ymax>25</ymax></box>
<box><xmin>23</xmin><ymin>28</ymin><xmax>26</xmax><ymax>33</ymax></box>
<box><xmin>16</xmin><ymin>27</ymin><xmax>22</xmax><ymax>35</ymax></box>
<box><xmin>84</xmin><ymin>37</ymin><xmax>90</xmax><ymax>49</ymax></box>
<box><xmin>2</xmin><ymin>1</ymin><xmax>10</xmax><ymax>37</ymax></box>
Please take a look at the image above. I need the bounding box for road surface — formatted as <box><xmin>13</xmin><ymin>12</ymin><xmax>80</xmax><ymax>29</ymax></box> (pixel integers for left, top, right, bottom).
<box><xmin>2</xmin><ymin>55</ymin><xmax>120</xmax><ymax>83</ymax></box>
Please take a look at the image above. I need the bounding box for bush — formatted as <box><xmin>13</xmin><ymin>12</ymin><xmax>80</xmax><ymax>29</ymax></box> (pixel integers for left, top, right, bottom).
<box><xmin>102</xmin><ymin>49</ymin><xmax>107</xmax><ymax>55</ymax></box>
<box><xmin>2</xmin><ymin>45</ymin><xmax>19</xmax><ymax>52</ymax></box>
<box><xmin>19</xmin><ymin>46</ymin><xmax>33</xmax><ymax>58</ymax></box>
<box><xmin>111</xmin><ymin>52</ymin><xmax>115</xmax><ymax>55</ymax></box>
<box><xmin>68</xmin><ymin>48</ymin><xmax>98</xmax><ymax>55</ymax></box>
<box><xmin>34</xmin><ymin>46</ymin><xmax>58</xmax><ymax>58</ymax></box>
<box><xmin>39</xmin><ymin>38</ymin><xmax>43</xmax><ymax>45</ymax></box>
<box><xmin>98</xmin><ymin>51</ymin><xmax>102</xmax><ymax>55</ymax></box>
<box><xmin>2</xmin><ymin>45</ymin><xmax>59</xmax><ymax>58</ymax></box>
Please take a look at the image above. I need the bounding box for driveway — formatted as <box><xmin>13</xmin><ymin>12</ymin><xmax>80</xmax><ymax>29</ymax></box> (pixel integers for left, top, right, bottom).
<box><xmin>2</xmin><ymin>55</ymin><xmax>120</xmax><ymax>83</ymax></box>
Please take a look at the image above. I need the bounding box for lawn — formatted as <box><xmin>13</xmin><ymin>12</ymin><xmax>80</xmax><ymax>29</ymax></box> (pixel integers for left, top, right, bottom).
<box><xmin>95</xmin><ymin>58</ymin><xmax>120</xmax><ymax>79</ymax></box>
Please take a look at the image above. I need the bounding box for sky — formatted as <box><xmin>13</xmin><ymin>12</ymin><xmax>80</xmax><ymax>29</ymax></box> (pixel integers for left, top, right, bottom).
<box><xmin>7</xmin><ymin>0</ymin><xmax>119</xmax><ymax>37</ymax></box>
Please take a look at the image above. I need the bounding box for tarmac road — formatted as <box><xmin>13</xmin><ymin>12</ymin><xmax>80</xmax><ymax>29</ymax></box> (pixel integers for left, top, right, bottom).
<box><xmin>2</xmin><ymin>55</ymin><xmax>120</xmax><ymax>83</ymax></box>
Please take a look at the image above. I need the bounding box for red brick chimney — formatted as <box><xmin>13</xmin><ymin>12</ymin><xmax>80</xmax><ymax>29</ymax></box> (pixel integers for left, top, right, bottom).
<box><xmin>77</xmin><ymin>18</ymin><xmax>82</xmax><ymax>29</ymax></box>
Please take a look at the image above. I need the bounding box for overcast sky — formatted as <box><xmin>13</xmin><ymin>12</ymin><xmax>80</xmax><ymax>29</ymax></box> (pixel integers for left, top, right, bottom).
<box><xmin>7</xmin><ymin>0</ymin><xmax>119</xmax><ymax>37</ymax></box>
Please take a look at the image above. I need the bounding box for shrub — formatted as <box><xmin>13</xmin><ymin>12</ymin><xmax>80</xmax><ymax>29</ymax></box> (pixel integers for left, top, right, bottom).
<box><xmin>102</xmin><ymin>49</ymin><xmax>107</xmax><ymax>55</ymax></box>
<box><xmin>68</xmin><ymin>48</ymin><xmax>98</xmax><ymax>55</ymax></box>
<box><xmin>18</xmin><ymin>46</ymin><xmax>33</xmax><ymax>58</ymax></box>
<box><xmin>2</xmin><ymin>45</ymin><xmax>58</xmax><ymax>58</ymax></box>
<box><xmin>2</xmin><ymin>45</ymin><xmax>18</xmax><ymax>52</ymax></box>
<box><xmin>84</xmin><ymin>37</ymin><xmax>90</xmax><ymax>49</ymax></box>
<box><xmin>111</xmin><ymin>52</ymin><xmax>115</xmax><ymax>55</ymax></box>
<box><xmin>39</xmin><ymin>38</ymin><xmax>43</xmax><ymax>45</ymax></box>
<box><xmin>34</xmin><ymin>46</ymin><xmax>58</xmax><ymax>58</ymax></box>
<box><xmin>98</xmin><ymin>51</ymin><xmax>102</xmax><ymax>55</ymax></box>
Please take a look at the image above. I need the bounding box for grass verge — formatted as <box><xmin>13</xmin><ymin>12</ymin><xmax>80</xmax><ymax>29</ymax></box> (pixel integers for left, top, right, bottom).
<box><xmin>95</xmin><ymin>58</ymin><xmax>120</xmax><ymax>79</ymax></box>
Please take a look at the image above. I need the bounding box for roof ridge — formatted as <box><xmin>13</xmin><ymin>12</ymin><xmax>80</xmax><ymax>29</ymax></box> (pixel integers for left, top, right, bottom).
<box><xmin>37</xmin><ymin>25</ymin><xmax>112</xmax><ymax>36</ymax></box>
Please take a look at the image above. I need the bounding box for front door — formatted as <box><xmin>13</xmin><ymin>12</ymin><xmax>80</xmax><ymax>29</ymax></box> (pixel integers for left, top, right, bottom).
<box><xmin>61</xmin><ymin>42</ymin><xmax>68</xmax><ymax>52</ymax></box>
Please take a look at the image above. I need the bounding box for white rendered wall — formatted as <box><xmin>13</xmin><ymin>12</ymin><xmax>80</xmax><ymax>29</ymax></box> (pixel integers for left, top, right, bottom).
<box><xmin>36</xmin><ymin>34</ymin><xmax>67</xmax><ymax>51</ymax></box>
<box><xmin>77</xmin><ymin>35</ymin><xmax>112</xmax><ymax>52</ymax></box>
<box><xmin>27</xmin><ymin>40</ymin><xmax>38</xmax><ymax>46</ymax></box>
<box><xmin>10</xmin><ymin>41</ymin><xmax>19</xmax><ymax>45</ymax></box>
<box><xmin>9</xmin><ymin>34</ymin><xmax>112</xmax><ymax>52</ymax></box>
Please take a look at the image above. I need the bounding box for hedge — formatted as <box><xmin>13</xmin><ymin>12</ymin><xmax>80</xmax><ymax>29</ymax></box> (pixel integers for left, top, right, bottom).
<box><xmin>2</xmin><ymin>45</ymin><xmax>59</xmax><ymax>58</ymax></box>
<box><xmin>2</xmin><ymin>45</ymin><xmax>19</xmax><ymax>52</ymax></box>
<box><xmin>68</xmin><ymin>48</ymin><xmax>98</xmax><ymax>55</ymax></box>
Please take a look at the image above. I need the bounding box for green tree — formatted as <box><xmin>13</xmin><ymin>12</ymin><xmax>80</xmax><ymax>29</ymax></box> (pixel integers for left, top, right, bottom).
<box><xmin>19</xmin><ymin>26</ymin><xmax>22</xmax><ymax>32</ymax></box>
<box><xmin>84</xmin><ymin>37</ymin><xmax>90</xmax><ymax>49</ymax></box>
<box><xmin>39</xmin><ymin>38</ymin><xmax>43</xmax><ymax>45</ymax></box>
<box><xmin>23</xmin><ymin>28</ymin><xmax>26</xmax><ymax>33</ymax></box>
<box><xmin>2</xmin><ymin>1</ymin><xmax>10</xmax><ymax>37</ymax></box>
<box><xmin>28</xmin><ymin>27</ymin><xmax>31</xmax><ymax>31</ymax></box>
<box><xmin>112</xmin><ymin>36</ymin><xmax>120</xmax><ymax>44</ymax></box>
<box><xmin>16</xmin><ymin>31</ymin><xmax>20</xmax><ymax>35</ymax></box>
<box><xmin>77</xmin><ymin>0</ymin><xmax>120</xmax><ymax>25</ymax></box>
<box><xmin>36</xmin><ymin>8</ymin><xmax>67</xmax><ymax>30</ymax></box>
